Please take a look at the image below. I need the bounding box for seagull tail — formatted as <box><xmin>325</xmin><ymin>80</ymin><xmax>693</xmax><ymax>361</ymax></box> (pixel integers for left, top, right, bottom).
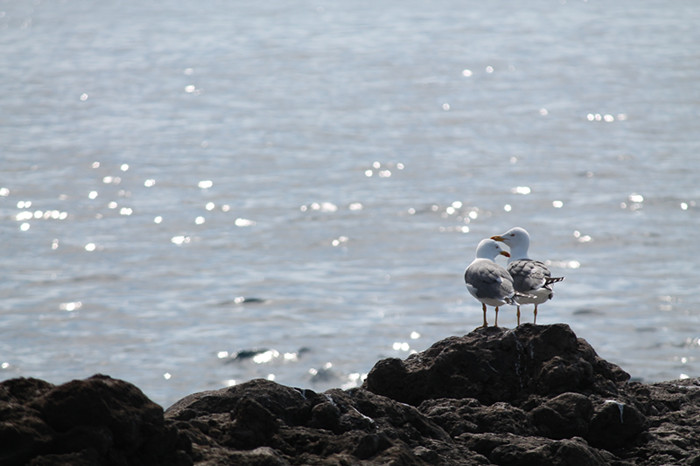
<box><xmin>545</xmin><ymin>276</ymin><xmax>565</xmax><ymax>285</ymax></box>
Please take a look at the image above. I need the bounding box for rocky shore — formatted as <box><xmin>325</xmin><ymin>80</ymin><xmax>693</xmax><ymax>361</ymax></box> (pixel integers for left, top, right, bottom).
<box><xmin>2</xmin><ymin>323</ymin><xmax>699</xmax><ymax>465</ymax></box>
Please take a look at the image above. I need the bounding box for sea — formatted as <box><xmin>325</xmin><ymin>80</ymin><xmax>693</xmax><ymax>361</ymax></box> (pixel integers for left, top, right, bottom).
<box><xmin>2</xmin><ymin>0</ymin><xmax>699</xmax><ymax>409</ymax></box>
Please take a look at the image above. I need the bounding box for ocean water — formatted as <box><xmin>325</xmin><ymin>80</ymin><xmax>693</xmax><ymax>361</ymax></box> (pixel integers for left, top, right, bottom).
<box><xmin>1</xmin><ymin>0</ymin><xmax>699</xmax><ymax>408</ymax></box>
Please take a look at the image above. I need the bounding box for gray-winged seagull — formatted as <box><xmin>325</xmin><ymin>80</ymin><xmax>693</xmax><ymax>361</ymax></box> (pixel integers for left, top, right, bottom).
<box><xmin>464</xmin><ymin>238</ymin><xmax>527</xmax><ymax>328</ymax></box>
<box><xmin>491</xmin><ymin>227</ymin><xmax>564</xmax><ymax>325</ymax></box>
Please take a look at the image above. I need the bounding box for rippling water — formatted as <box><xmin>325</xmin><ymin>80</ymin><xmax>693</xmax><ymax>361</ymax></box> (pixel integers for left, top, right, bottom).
<box><xmin>2</xmin><ymin>1</ymin><xmax>699</xmax><ymax>408</ymax></box>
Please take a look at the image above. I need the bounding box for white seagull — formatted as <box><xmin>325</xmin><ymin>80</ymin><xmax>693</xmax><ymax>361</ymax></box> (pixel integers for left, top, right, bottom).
<box><xmin>464</xmin><ymin>238</ymin><xmax>530</xmax><ymax>328</ymax></box>
<box><xmin>491</xmin><ymin>227</ymin><xmax>564</xmax><ymax>325</ymax></box>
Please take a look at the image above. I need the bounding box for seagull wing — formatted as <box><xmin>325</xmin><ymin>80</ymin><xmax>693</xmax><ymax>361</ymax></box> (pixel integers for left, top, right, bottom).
<box><xmin>507</xmin><ymin>259</ymin><xmax>552</xmax><ymax>293</ymax></box>
<box><xmin>465</xmin><ymin>260</ymin><xmax>515</xmax><ymax>302</ymax></box>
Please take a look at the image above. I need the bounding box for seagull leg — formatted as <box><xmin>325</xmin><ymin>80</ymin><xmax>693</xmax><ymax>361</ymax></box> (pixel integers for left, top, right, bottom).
<box><xmin>482</xmin><ymin>303</ymin><xmax>488</xmax><ymax>328</ymax></box>
<box><xmin>494</xmin><ymin>306</ymin><xmax>499</xmax><ymax>327</ymax></box>
<box><xmin>516</xmin><ymin>305</ymin><xmax>521</xmax><ymax>326</ymax></box>
<box><xmin>533</xmin><ymin>305</ymin><xmax>538</xmax><ymax>325</ymax></box>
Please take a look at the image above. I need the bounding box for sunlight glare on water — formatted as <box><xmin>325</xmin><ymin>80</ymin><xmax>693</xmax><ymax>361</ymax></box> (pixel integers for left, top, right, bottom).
<box><xmin>1</xmin><ymin>0</ymin><xmax>699</xmax><ymax>408</ymax></box>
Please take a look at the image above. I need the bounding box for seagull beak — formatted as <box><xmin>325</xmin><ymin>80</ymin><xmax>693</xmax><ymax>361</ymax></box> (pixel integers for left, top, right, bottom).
<box><xmin>491</xmin><ymin>235</ymin><xmax>505</xmax><ymax>242</ymax></box>
<box><xmin>500</xmin><ymin>251</ymin><xmax>510</xmax><ymax>258</ymax></box>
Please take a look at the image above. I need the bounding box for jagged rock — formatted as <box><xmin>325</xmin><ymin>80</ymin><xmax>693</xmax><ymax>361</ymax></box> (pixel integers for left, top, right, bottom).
<box><xmin>165</xmin><ymin>380</ymin><xmax>477</xmax><ymax>465</ymax></box>
<box><xmin>419</xmin><ymin>398</ymin><xmax>535</xmax><ymax>437</ymax></box>
<box><xmin>458</xmin><ymin>432</ymin><xmax>618</xmax><ymax>466</ymax></box>
<box><xmin>2</xmin><ymin>324</ymin><xmax>700</xmax><ymax>465</ymax></box>
<box><xmin>0</xmin><ymin>374</ymin><xmax>191</xmax><ymax>466</ymax></box>
<box><xmin>587</xmin><ymin>398</ymin><xmax>647</xmax><ymax>449</ymax></box>
<box><xmin>619</xmin><ymin>379</ymin><xmax>700</xmax><ymax>464</ymax></box>
<box><xmin>530</xmin><ymin>391</ymin><xmax>593</xmax><ymax>439</ymax></box>
<box><xmin>363</xmin><ymin>323</ymin><xmax>630</xmax><ymax>406</ymax></box>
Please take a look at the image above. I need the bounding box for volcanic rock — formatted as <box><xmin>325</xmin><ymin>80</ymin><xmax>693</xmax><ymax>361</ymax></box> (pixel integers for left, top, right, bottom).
<box><xmin>363</xmin><ymin>323</ymin><xmax>630</xmax><ymax>405</ymax></box>
<box><xmin>0</xmin><ymin>374</ymin><xmax>191</xmax><ymax>466</ymax></box>
<box><xmin>2</xmin><ymin>323</ymin><xmax>700</xmax><ymax>465</ymax></box>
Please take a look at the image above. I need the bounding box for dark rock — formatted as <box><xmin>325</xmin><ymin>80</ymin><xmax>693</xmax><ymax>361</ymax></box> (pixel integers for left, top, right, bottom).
<box><xmin>309</xmin><ymin>400</ymin><xmax>342</xmax><ymax>432</ymax></box>
<box><xmin>418</xmin><ymin>398</ymin><xmax>481</xmax><ymax>436</ymax></box>
<box><xmin>420</xmin><ymin>398</ymin><xmax>535</xmax><ymax>437</ymax></box>
<box><xmin>0</xmin><ymin>377</ymin><xmax>55</xmax><ymax>403</ymax></box>
<box><xmin>363</xmin><ymin>323</ymin><xmax>629</xmax><ymax>406</ymax></box>
<box><xmin>460</xmin><ymin>432</ymin><xmax>614</xmax><ymax>466</ymax></box>
<box><xmin>225</xmin><ymin>348</ymin><xmax>272</xmax><ymax>363</ymax></box>
<box><xmin>0</xmin><ymin>397</ymin><xmax>55</xmax><ymax>465</ymax></box>
<box><xmin>3</xmin><ymin>324</ymin><xmax>700</xmax><ymax>465</ymax></box>
<box><xmin>587</xmin><ymin>398</ymin><xmax>647</xmax><ymax>449</ymax></box>
<box><xmin>166</xmin><ymin>380</ymin><xmax>461</xmax><ymax>464</ymax></box>
<box><xmin>221</xmin><ymin>446</ymin><xmax>290</xmax><ymax>466</ymax></box>
<box><xmin>530</xmin><ymin>392</ymin><xmax>593</xmax><ymax>439</ymax></box>
<box><xmin>550</xmin><ymin>438</ymin><xmax>615</xmax><ymax>466</ymax></box>
<box><xmin>0</xmin><ymin>374</ymin><xmax>191</xmax><ymax>466</ymax></box>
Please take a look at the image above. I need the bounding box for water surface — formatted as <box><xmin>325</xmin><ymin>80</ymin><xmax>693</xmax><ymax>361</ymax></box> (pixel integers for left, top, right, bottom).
<box><xmin>1</xmin><ymin>0</ymin><xmax>699</xmax><ymax>407</ymax></box>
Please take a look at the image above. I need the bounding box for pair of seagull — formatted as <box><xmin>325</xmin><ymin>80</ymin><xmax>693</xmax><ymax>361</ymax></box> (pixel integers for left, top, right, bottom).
<box><xmin>464</xmin><ymin>227</ymin><xmax>564</xmax><ymax>328</ymax></box>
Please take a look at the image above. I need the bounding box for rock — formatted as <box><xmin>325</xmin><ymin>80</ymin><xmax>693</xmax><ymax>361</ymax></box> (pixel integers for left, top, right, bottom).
<box><xmin>459</xmin><ymin>432</ymin><xmax>614</xmax><ymax>466</ymax></box>
<box><xmin>2</xmin><ymin>324</ymin><xmax>700</xmax><ymax>465</ymax></box>
<box><xmin>420</xmin><ymin>398</ymin><xmax>535</xmax><ymax>437</ymax></box>
<box><xmin>165</xmin><ymin>380</ymin><xmax>467</xmax><ymax>465</ymax></box>
<box><xmin>363</xmin><ymin>323</ymin><xmax>629</xmax><ymax>406</ymax></box>
<box><xmin>0</xmin><ymin>374</ymin><xmax>191</xmax><ymax>466</ymax></box>
<box><xmin>530</xmin><ymin>392</ymin><xmax>593</xmax><ymax>439</ymax></box>
<box><xmin>587</xmin><ymin>398</ymin><xmax>647</xmax><ymax>449</ymax></box>
<box><xmin>618</xmin><ymin>379</ymin><xmax>700</xmax><ymax>464</ymax></box>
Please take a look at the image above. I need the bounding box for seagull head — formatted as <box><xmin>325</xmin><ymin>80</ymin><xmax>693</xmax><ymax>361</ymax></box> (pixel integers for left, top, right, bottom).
<box><xmin>475</xmin><ymin>238</ymin><xmax>510</xmax><ymax>260</ymax></box>
<box><xmin>491</xmin><ymin>227</ymin><xmax>530</xmax><ymax>258</ymax></box>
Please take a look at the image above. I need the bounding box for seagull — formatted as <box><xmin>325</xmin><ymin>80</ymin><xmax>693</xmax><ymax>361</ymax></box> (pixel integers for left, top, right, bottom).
<box><xmin>491</xmin><ymin>227</ymin><xmax>564</xmax><ymax>325</ymax></box>
<box><xmin>464</xmin><ymin>238</ymin><xmax>528</xmax><ymax>328</ymax></box>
